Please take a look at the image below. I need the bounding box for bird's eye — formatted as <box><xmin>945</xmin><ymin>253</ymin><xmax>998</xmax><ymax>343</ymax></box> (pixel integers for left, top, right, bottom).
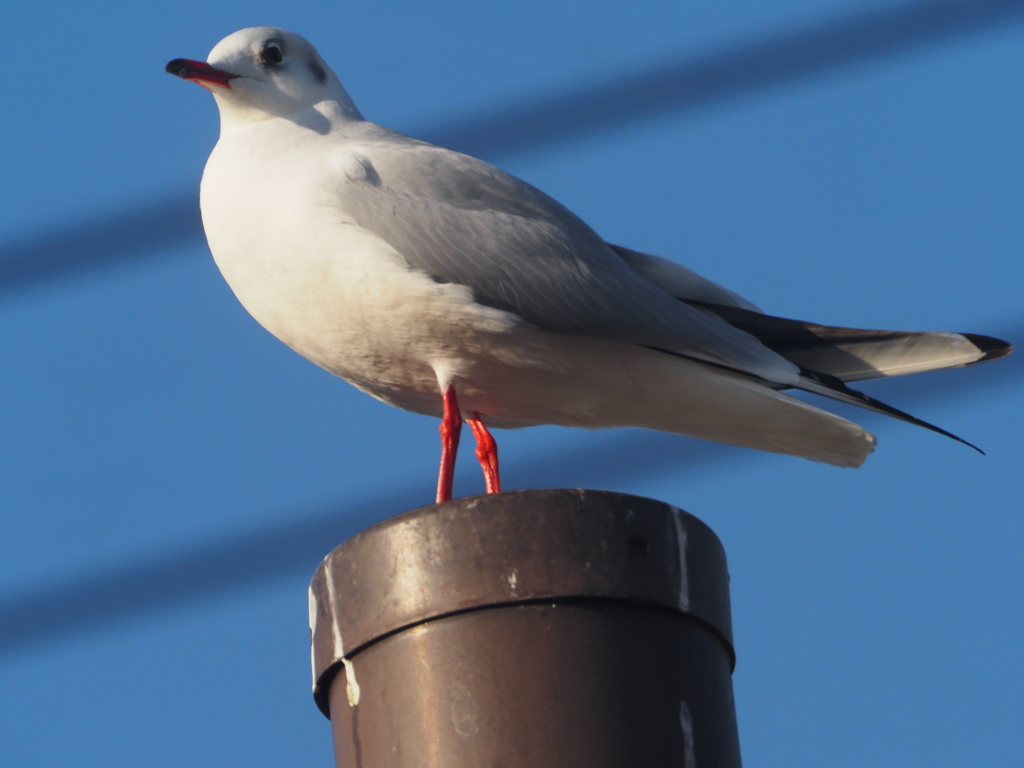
<box><xmin>260</xmin><ymin>42</ymin><xmax>284</xmax><ymax>66</ymax></box>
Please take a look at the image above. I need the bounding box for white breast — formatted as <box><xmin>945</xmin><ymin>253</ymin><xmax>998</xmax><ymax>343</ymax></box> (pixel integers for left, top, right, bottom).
<box><xmin>199</xmin><ymin>119</ymin><xmax>521</xmax><ymax>412</ymax></box>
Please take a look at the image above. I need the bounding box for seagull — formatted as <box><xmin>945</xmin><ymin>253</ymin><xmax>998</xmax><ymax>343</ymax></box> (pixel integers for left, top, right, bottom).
<box><xmin>167</xmin><ymin>27</ymin><xmax>1011</xmax><ymax>503</ymax></box>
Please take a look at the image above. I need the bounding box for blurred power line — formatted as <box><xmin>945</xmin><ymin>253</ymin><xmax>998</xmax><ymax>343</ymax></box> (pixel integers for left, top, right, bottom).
<box><xmin>424</xmin><ymin>0</ymin><xmax>1024</xmax><ymax>159</ymax></box>
<box><xmin>1</xmin><ymin>0</ymin><xmax>1022</xmax><ymax>298</ymax></box>
<box><xmin>0</xmin><ymin>193</ymin><xmax>200</xmax><ymax>296</ymax></box>
<box><xmin>1</xmin><ymin>321</ymin><xmax>1017</xmax><ymax>658</ymax></box>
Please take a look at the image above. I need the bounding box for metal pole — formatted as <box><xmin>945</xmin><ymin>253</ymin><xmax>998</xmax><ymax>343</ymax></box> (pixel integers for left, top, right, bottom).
<box><xmin>309</xmin><ymin>488</ymin><xmax>742</xmax><ymax>767</ymax></box>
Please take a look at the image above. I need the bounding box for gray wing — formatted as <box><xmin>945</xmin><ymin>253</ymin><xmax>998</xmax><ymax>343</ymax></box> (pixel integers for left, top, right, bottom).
<box><xmin>334</xmin><ymin>125</ymin><xmax>798</xmax><ymax>384</ymax></box>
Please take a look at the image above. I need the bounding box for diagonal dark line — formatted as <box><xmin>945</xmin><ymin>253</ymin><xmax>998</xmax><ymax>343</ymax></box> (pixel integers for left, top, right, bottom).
<box><xmin>2</xmin><ymin>0</ymin><xmax>1023</xmax><ymax>298</ymax></box>
<box><xmin>0</xmin><ymin>436</ymin><xmax>736</xmax><ymax>659</ymax></box>
<box><xmin>0</xmin><ymin>193</ymin><xmax>202</xmax><ymax>297</ymax></box>
<box><xmin>421</xmin><ymin>0</ymin><xmax>1024</xmax><ymax>160</ymax></box>
<box><xmin>0</xmin><ymin>322</ymin><xmax>1017</xmax><ymax>659</ymax></box>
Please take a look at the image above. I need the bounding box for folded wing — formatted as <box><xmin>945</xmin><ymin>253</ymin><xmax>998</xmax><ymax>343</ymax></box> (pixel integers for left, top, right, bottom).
<box><xmin>333</xmin><ymin>127</ymin><xmax>800</xmax><ymax>385</ymax></box>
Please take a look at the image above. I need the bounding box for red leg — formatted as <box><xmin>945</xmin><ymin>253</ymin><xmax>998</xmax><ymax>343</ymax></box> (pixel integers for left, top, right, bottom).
<box><xmin>467</xmin><ymin>414</ymin><xmax>501</xmax><ymax>494</ymax></box>
<box><xmin>436</xmin><ymin>385</ymin><xmax>462</xmax><ymax>503</ymax></box>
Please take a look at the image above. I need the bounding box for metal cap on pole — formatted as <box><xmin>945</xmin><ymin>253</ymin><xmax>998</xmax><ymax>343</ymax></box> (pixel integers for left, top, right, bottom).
<box><xmin>309</xmin><ymin>488</ymin><xmax>742</xmax><ymax>767</ymax></box>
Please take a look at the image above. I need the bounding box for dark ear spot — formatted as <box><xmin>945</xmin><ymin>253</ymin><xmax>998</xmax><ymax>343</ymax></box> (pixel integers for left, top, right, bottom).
<box><xmin>309</xmin><ymin>58</ymin><xmax>327</xmax><ymax>83</ymax></box>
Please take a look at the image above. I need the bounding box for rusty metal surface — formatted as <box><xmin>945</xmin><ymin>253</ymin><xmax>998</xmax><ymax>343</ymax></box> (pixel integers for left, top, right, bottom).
<box><xmin>310</xmin><ymin>489</ymin><xmax>733</xmax><ymax>716</ymax></box>
<box><xmin>329</xmin><ymin>600</ymin><xmax>741</xmax><ymax>768</ymax></box>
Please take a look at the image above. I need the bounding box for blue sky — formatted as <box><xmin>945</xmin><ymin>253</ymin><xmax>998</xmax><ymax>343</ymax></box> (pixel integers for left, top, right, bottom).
<box><xmin>1</xmin><ymin>1</ymin><xmax>1022</xmax><ymax>765</ymax></box>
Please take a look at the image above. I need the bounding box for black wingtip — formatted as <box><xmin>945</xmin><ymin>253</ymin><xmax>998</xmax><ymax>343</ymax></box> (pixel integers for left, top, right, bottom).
<box><xmin>855</xmin><ymin>390</ymin><xmax>986</xmax><ymax>456</ymax></box>
<box><xmin>949</xmin><ymin>431</ymin><xmax>986</xmax><ymax>456</ymax></box>
<box><xmin>962</xmin><ymin>333</ymin><xmax>1013</xmax><ymax>365</ymax></box>
<box><xmin>797</xmin><ymin>368</ymin><xmax>986</xmax><ymax>456</ymax></box>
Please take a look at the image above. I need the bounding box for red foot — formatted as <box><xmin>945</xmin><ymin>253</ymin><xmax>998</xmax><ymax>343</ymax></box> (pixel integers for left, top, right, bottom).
<box><xmin>467</xmin><ymin>415</ymin><xmax>501</xmax><ymax>494</ymax></box>
<box><xmin>436</xmin><ymin>385</ymin><xmax>462</xmax><ymax>504</ymax></box>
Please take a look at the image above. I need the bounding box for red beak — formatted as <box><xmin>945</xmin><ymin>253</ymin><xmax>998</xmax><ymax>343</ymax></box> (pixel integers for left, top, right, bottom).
<box><xmin>165</xmin><ymin>58</ymin><xmax>239</xmax><ymax>90</ymax></box>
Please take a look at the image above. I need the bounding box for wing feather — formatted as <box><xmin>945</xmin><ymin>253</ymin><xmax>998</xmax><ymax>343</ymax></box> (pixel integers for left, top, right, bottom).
<box><xmin>330</xmin><ymin>125</ymin><xmax>799</xmax><ymax>385</ymax></box>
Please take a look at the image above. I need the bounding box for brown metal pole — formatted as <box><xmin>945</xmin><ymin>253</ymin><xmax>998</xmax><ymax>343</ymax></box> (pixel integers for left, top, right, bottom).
<box><xmin>309</xmin><ymin>489</ymin><xmax>742</xmax><ymax>767</ymax></box>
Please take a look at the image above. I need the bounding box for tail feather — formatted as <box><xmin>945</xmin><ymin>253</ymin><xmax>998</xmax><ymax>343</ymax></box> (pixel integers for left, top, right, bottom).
<box><xmin>611</xmin><ymin>243</ymin><xmax>1009</xmax><ymax>456</ymax></box>
<box><xmin>647</xmin><ymin>328</ymin><xmax>990</xmax><ymax>454</ymax></box>
<box><xmin>618</xmin><ymin>355</ymin><xmax>880</xmax><ymax>468</ymax></box>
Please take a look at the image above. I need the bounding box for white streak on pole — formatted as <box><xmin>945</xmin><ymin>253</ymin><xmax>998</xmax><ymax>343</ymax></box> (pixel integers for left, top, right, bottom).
<box><xmin>343</xmin><ymin>658</ymin><xmax>361</xmax><ymax>707</ymax></box>
<box><xmin>322</xmin><ymin>560</ymin><xmax>360</xmax><ymax>707</ymax></box>
<box><xmin>307</xmin><ymin>585</ymin><xmax>319</xmax><ymax>689</ymax></box>
<box><xmin>679</xmin><ymin>699</ymin><xmax>696</xmax><ymax>768</ymax></box>
<box><xmin>324</xmin><ymin>560</ymin><xmax>346</xmax><ymax>660</ymax></box>
<box><xmin>671</xmin><ymin>507</ymin><xmax>690</xmax><ymax>611</ymax></box>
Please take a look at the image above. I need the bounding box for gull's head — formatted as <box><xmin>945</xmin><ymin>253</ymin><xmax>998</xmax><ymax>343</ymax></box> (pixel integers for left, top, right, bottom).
<box><xmin>166</xmin><ymin>27</ymin><xmax>361</xmax><ymax>132</ymax></box>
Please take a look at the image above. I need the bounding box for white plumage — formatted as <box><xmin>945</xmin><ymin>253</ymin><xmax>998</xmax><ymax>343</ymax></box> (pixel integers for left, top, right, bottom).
<box><xmin>167</xmin><ymin>27</ymin><xmax>1010</xmax><ymax>491</ymax></box>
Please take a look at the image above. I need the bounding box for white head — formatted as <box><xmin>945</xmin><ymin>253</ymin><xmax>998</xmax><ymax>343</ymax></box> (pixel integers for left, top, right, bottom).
<box><xmin>166</xmin><ymin>27</ymin><xmax>362</xmax><ymax>133</ymax></box>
